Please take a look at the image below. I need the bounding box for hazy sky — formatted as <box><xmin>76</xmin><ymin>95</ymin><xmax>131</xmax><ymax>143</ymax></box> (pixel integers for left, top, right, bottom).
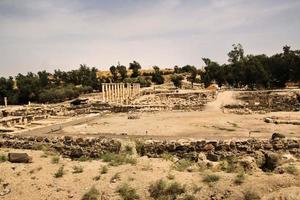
<box><xmin>0</xmin><ymin>0</ymin><xmax>300</xmax><ymax>77</ymax></box>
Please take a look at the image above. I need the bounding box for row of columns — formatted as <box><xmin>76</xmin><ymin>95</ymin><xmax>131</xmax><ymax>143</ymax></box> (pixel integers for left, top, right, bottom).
<box><xmin>101</xmin><ymin>83</ymin><xmax>140</xmax><ymax>104</ymax></box>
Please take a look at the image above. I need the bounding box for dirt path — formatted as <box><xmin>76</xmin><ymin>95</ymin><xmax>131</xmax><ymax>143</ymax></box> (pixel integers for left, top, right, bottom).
<box><xmin>204</xmin><ymin>91</ymin><xmax>239</xmax><ymax>113</ymax></box>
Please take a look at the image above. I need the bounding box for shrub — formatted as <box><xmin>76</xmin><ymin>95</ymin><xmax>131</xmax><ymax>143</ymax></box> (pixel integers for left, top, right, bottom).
<box><xmin>135</xmin><ymin>140</ymin><xmax>144</xmax><ymax>156</ymax></box>
<box><xmin>202</xmin><ymin>174</ymin><xmax>220</xmax><ymax>183</ymax></box>
<box><xmin>124</xmin><ymin>145</ymin><xmax>133</xmax><ymax>155</ymax></box>
<box><xmin>173</xmin><ymin>159</ymin><xmax>192</xmax><ymax>172</ymax></box>
<box><xmin>101</xmin><ymin>153</ymin><xmax>136</xmax><ymax>166</ymax></box>
<box><xmin>149</xmin><ymin>179</ymin><xmax>186</xmax><ymax>199</ymax></box>
<box><xmin>161</xmin><ymin>153</ymin><xmax>174</xmax><ymax>162</ymax></box>
<box><xmin>171</xmin><ymin>74</ymin><xmax>184</xmax><ymax>88</ymax></box>
<box><xmin>54</xmin><ymin>166</ymin><xmax>64</xmax><ymax>178</ymax></box>
<box><xmin>285</xmin><ymin>164</ymin><xmax>298</xmax><ymax>175</ymax></box>
<box><xmin>0</xmin><ymin>154</ymin><xmax>7</xmax><ymax>162</ymax></box>
<box><xmin>81</xmin><ymin>186</ymin><xmax>100</xmax><ymax>200</ymax></box>
<box><xmin>116</xmin><ymin>183</ymin><xmax>140</xmax><ymax>200</ymax></box>
<box><xmin>73</xmin><ymin>165</ymin><xmax>84</xmax><ymax>173</ymax></box>
<box><xmin>100</xmin><ymin>165</ymin><xmax>108</xmax><ymax>174</ymax></box>
<box><xmin>243</xmin><ymin>189</ymin><xmax>261</xmax><ymax>200</ymax></box>
<box><xmin>77</xmin><ymin>156</ymin><xmax>90</xmax><ymax>162</ymax></box>
<box><xmin>51</xmin><ymin>156</ymin><xmax>60</xmax><ymax>164</ymax></box>
<box><xmin>234</xmin><ymin>172</ymin><xmax>246</xmax><ymax>185</ymax></box>
<box><xmin>220</xmin><ymin>156</ymin><xmax>238</xmax><ymax>173</ymax></box>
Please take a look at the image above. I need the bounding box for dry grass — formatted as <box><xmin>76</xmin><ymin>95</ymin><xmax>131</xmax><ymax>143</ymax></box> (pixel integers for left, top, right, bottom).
<box><xmin>81</xmin><ymin>186</ymin><xmax>99</xmax><ymax>200</ymax></box>
<box><xmin>116</xmin><ymin>183</ymin><xmax>140</xmax><ymax>200</ymax></box>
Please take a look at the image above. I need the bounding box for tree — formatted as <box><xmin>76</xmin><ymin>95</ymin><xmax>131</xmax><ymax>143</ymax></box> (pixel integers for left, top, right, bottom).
<box><xmin>186</xmin><ymin>65</ymin><xmax>197</xmax><ymax>88</ymax></box>
<box><xmin>110</xmin><ymin>65</ymin><xmax>118</xmax><ymax>82</ymax></box>
<box><xmin>16</xmin><ymin>72</ymin><xmax>41</xmax><ymax>103</ymax></box>
<box><xmin>116</xmin><ymin>64</ymin><xmax>127</xmax><ymax>81</ymax></box>
<box><xmin>228</xmin><ymin>43</ymin><xmax>244</xmax><ymax>64</ymax></box>
<box><xmin>38</xmin><ymin>70</ymin><xmax>50</xmax><ymax>88</ymax></box>
<box><xmin>171</xmin><ymin>74</ymin><xmax>184</xmax><ymax>88</ymax></box>
<box><xmin>151</xmin><ymin>66</ymin><xmax>164</xmax><ymax>84</ymax></box>
<box><xmin>129</xmin><ymin>61</ymin><xmax>141</xmax><ymax>78</ymax></box>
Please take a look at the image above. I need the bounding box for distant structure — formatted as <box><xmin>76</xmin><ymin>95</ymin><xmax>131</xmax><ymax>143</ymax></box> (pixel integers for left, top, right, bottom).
<box><xmin>101</xmin><ymin>83</ymin><xmax>140</xmax><ymax>104</ymax></box>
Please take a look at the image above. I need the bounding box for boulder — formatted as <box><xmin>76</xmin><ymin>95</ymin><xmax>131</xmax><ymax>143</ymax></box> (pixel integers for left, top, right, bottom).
<box><xmin>271</xmin><ymin>133</ymin><xmax>285</xmax><ymax>140</ymax></box>
<box><xmin>206</xmin><ymin>153</ymin><xmax>219</xmax><ymax>162</ymax></box>
<box><xmin>8</xmin><ymin>153</ymin><xmax>31</xmax><ymax>163</ymax></box>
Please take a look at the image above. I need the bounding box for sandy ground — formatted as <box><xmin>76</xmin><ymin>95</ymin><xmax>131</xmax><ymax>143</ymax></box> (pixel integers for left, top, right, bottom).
<box><xmin>1</xmin><ymin>148</ymin><xmax>299</xmax><ymax>200</ymax></box>
<box><xmin>62</xmin><ymin>91</ymin><xmax>300</xmax><ymax>139</ymax></box>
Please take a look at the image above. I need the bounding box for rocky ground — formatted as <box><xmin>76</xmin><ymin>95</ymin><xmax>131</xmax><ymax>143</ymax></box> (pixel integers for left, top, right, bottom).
<box><xmin>0</xmin><ymin>147</ymin><xmax>299</xmax><ymax>200</ymax></box>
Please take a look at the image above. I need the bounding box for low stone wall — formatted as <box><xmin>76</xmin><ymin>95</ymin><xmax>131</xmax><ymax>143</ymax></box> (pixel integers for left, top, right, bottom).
<box><xmin>0</xmin><ymin>134</ymin><xmax>121</xmax><ymax>159</ymax></box>
<box><xmin>137</xmin><ymin>137</ymin><xmax>300</xmax><ymax>161</ymax></box>
<box><xmin>0</xmin><ymin>134</ymin><xmax>299</xmax><ymax>162</ymax></box>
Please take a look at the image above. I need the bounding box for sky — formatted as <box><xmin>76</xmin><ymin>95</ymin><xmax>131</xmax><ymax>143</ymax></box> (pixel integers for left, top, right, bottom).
<box><xmin>0</xmin><ymin>0</ymin><xmax>300</xmax><ymax>77</ymax></box>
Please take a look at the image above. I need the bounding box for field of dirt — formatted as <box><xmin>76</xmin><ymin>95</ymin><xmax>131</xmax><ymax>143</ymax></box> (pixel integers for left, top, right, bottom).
<box><xmin>61</xmin><ymin>91</ymin><xmax>300</xmax><ymax>139</ymax></box>
<box><xmin>1</xmin><ymin>148</ymin><xmax>299</xmax><ymax>200</ymax></box>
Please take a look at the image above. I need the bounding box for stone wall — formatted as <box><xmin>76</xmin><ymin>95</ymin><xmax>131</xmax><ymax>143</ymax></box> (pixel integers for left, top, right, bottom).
<box><xmin>137</xmin><ymin>137</ymin><xmax>300</xmax><ymax>161</ymax></box>
<box><xmin>0</xmin><ymin>133</ymin><xmax>299</xmax><ymax>162</ymax></box>
<box><xmin>0</xmin><ymin>134</ymin><xmax>121</xmax><ymax>159</ymax></box>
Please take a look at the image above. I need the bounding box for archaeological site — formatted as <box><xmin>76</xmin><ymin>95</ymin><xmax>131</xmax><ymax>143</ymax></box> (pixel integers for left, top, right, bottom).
<box><xmin>1</xmin><ymin>1</ymin><xmax>300</xmax><ymax>200</ymax></box>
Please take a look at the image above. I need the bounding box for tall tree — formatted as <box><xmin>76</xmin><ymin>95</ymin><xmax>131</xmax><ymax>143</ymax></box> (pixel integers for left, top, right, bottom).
<box><xmin>116</xmin><ymin>64</ymin><xmax>127</xmax><ymax>81</ymax></box>
<box><xmin>151</xmin><ymin>66</ymin><xmax>164</xmax><ymax>84</ymax></box>
<box><xmin>129</xmin><ymin>61</ymin><xmax>141</xmax><ymax>78</ymax></box>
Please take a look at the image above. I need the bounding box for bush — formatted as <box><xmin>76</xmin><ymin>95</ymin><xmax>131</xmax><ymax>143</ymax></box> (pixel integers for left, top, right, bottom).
<box><xmin>285</xmin><ymin>164</ymin><xmax>298</xmax><ymax>175</ymax></box>
<box><xmin>202</xmin><ymin>174</ymin><xmax>220</xmax><ymax>183</ymax></box>
<box><xmin>54</xmin><ymin>166</ymin><xmax>64</xmax><ymax>178</ymax></box>
<box><xmin>100</xmin><ymin>165</ymin><xmax>108</xmax><ymax>174</ymax></box>
<box><xmin>234</xmin><ymin>172</ymin><xmax>246</xmax><ymax>185</ymax></box>
<box><xmin>149</xmin><ymin>179</ymin><xmax>186</xmax><ymax>199</ymax></box>
<box><xmin>171</xmin><ymin>74</ymin><xmax>184</xmax><ymax>88</ymax></box>
<box><xmin>0</xmin><ymin>154</ymin><xmax>7</xmax><ymax>162</ymax></box>
<box><xmin>73</xmin><ymin>165</ymin><xmax>84</xmax><ymax>173</ymax></box>
<box><xmin>38</xmin><ymin>85</ymin><xmax>80</xmax><ymax>103</ymax></box>
<box><xmin>243</xmin><ymin>189</ymin><xmax>261</xmax><ymax>200</ymax></box>
<box><xmin>101</xmin><ymin>153</ymin><xmax>137</xmax><ymax>166</ymax></box>
<box><xmin>173</xmin><ymin>159</ymin><xmax>192</xmax><ymax>172</ymax></box>
<box><xmin>123</xmin><ymin>77</ymin><xmax>151</xmax><ymax>87</ymax></box>
<box><xmin>161</xmin><ymin>153</ymin><xmax>174</xmax><ymax>162</ymax></box>
<box><xmin>82</xmin><ymin>186</ymin><xmax>100</xmax><ymax>200</ymax></box>
<box><xmin>51</xmin><ymin>156</ymin><xmax>60</xmax><ymax>164</ymax></box>
<box><xmin>116</xmin><ymin>183</ymin><xmax>140</xmax><ymax>200</ymax></box>
<box><xmin>124</xmin><ymin>145</ymin><xmax>134</xmax><ymax>155</ymax></box>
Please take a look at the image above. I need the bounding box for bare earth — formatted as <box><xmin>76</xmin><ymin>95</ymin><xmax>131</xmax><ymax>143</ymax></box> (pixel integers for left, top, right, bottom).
<box><xmin>62</xmin><ymin>91</ymin><xmax>300</xmax><ymax>139</ymax></box>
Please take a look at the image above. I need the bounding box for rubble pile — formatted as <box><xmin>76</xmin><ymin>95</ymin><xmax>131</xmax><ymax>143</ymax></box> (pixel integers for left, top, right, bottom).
<box><xmin>132</xmin><ymin>91</ymin><xmax>214</xmax><ymax>111</ymax></box>
<box><xmin>225</xmin><ymin>90</ymin><xmax>300</xmax><ymax>114</ymax></box>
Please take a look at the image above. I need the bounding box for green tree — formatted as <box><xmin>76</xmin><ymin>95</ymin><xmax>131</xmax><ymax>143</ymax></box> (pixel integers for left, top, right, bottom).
<box><xmin>171</xmin><ymin>74</ymin><xmax>184</xmax><ymax>88</ymax></box>
<box><xmin>110</xmin><ymin>65</ymin><xmax>118</xmax><ymax>82</ymax></box>
<box><xmin>129</xmin><ymin>61</ymin><xmax>141</xmax><ymax>78</ymax></box>
<box><xmin>116</xmin><ymin>64</ymin><xmax>127</xmax><ymax>81</ymax></box>
<box><xmin>151</xmin><ymin>66</ymin><xmax>165</xmax><ymax>84</ymax></box>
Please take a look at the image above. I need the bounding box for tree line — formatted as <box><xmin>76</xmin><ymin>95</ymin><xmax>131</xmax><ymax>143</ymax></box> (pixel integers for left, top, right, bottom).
<box><xmin>0</xmin><ymin>44</ymin><xmax>299</xmax><ymax>105</ymax></box>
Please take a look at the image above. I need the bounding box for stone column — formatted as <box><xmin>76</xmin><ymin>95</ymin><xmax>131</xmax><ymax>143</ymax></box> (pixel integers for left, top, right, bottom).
<box><xmin>121</xmin><ymin>83</ymin><xmax>124</xmax><ymax>104</ymax></box>
<box><xmin>117</xmin><ymin>83</ymin><xmax>120</xmax><ymax>103</ymax></box>
<box><xmin>108</xmin><ymin>84</ymin><xmax>111</xmax><ymax>102</ymax></box>
<box><xmin>4</xmin><ymin>97</ymin><xmax>7</xmax><ymax>107</ymax></box>
<box><xmin>102</xmin><ymin>84</ymin><xmax>105</xmax><ymax>102</ymax></box>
